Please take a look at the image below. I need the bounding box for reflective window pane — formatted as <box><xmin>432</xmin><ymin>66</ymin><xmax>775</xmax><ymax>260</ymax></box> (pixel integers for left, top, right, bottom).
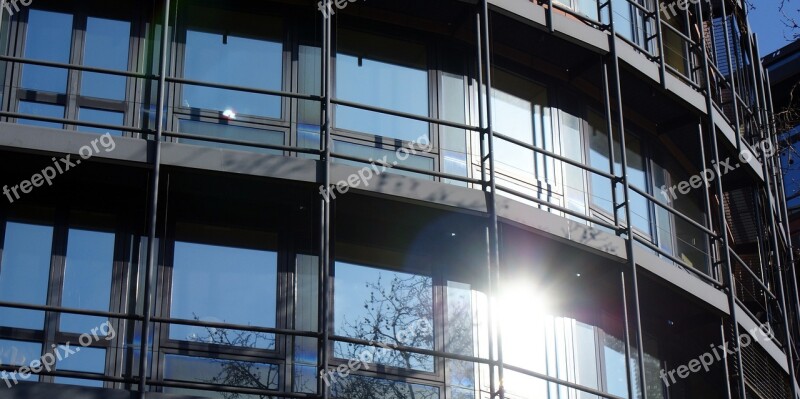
<box><xmin>22</xmin><ymin>10</ymin><xmax>72</xmax><ymax>93</ymax></box>
<box><xmin>177</xmin><ymin>119</ymin><xmax>283</xmax><ymax>155</ymax></box>
<box><xmin>18</xmin><ymin>101</ymin><xmax>64</xmax><ymax>129</ymax></box>
<box><xmin>170</xmin><ymin>241</ymin><xmax>277</xmax><ymax>349</ymax></box>
<box><xmin>334</xmin><ymin>262</ymin><xmax>434</xmax><ymax>372</ymax></box>
<box><xmin>332</xmin><ymin>140</ymin><xmax>434</xmax><ymax>180</ymax></box>
<box><xmin>55</xmin><ymin>346</ymin><xmax>106</xmax><ymax>388</ymax></box>
<box><xmin>0</xmin><ymin>222</ymin><xmax>53</xmax><ymax>329</ymax></box>
<box><xmin>163</xmin><ymin>354</ymin><xmax>279</xmax><ymax>397</ymax></box>
<box><xmin>78</xmin><ymin>108</ymin><xmax>124</xmax><ymax>136</ymax></box>
<box><xmin>81</xmin><ymin>17</ymin><xmax>130</xmax><ymax>100</ymax></box>
<box><xmin>60</xmin><ymin>228</ymin><xmax>115</xmax><ymax>334</ymax></box>
<box><xmin>330</xmin><ymin>375</ymin><xmax>439</xmax><ymax>399</ymax></box>
<box><xmin>335</xmin><ymin>31</ymin><xmax>429</xmax><ymax>142</ymax></box>
<box><xmin>182</xmin><ymin>29</ymin><xmax>282</xmax><ymax>118</ymax></box>
<box><xmin>492</xmin><ymin>70</ymin><xmax>551</xmax><ymax>179</ymax></box>
<box><xmin>0</xmin><ymin>339</ymin><xmax>41</xmax><ymax>382</ymax></box>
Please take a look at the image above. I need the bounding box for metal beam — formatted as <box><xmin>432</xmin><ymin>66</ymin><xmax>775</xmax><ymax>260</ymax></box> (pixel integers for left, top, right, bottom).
<box><xmin>138</xmin><ymin>0</ymin><xmax>171</xmax><ymax>396</ymax></box>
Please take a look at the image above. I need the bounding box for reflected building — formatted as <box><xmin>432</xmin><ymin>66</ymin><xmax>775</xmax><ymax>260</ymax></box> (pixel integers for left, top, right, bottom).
<box><xmin>0</xmin><ymin>0</ymin><xmax>796</xmax><ymax>399</ymax></box>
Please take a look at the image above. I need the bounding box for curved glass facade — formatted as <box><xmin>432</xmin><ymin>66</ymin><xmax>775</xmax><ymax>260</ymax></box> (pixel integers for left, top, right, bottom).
<box><xmin>0</xmin><ymin>0</ymin><xmax>795</xmax><ymax>399</ymax></box>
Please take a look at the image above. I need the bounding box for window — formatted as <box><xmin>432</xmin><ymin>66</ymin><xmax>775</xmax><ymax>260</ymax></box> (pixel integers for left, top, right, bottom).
<box><xmin>60</xmin><ymin>228</ymin><xmax>115</xmax><ymax>334</ymax></box>
<box><xmin>169</xmin><ymin>240</ymin><xmax>278</xmax><ymax>350</ymax></box>
<box><xmin>0</xmin><ymin>215</ymin><xmax>118</xmax><ymax>387</ymax></box>
<box><xmin>80</xmin><ymin>17</ymin><xmax>130</xmax><ymax>100</ymax></box>
<box><xmin>554</xmin><ymin>0</ymin><xmax>599</xmax><ymax>20</ymax></box>
<box><xmin>162</xmin><ymin>354</ymin><xmax>280</xmax><ymax>396</ymax></box>
<box><xmin>0</xmin><ymin>222</ymin><xmax>53</xmax><ymax>330</ymax></box>
<box><xmin>588</xmin><ymin>126</ymin><xmax>651</xmax><ymax>235</ymax></box>
<box><xmin>491</xmin><ymin>69</ymin><xmax>552</xmax><ymax>181</ymax></box>
<box><xmin>334</xmin><ymin>262</ymin><xmax>434</xmax><ymax>372</ymax></box>
<box><xmin>13</xmin><ymin>8</ymin><xmax>133</xmax><ymax>134</ymax></box>
<box><xmin>181</xmin><ymin>29</ymin><xmax>282</xmax><ymax>118</ymax></box>
<box><xmin>335</xmin><ymin>30</ymin><xmax>429</xmax><ymax>142</ymax></box>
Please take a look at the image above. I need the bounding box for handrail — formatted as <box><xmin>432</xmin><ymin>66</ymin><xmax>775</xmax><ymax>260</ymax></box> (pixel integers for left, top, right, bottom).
<box><xmin>627</xmin><ymin>184</ymin><xmax>718</xmax><ymax>237</ymax></box>
<box><xmin>632</xmin><ymin>235</ymin><xmax>723</xmax><ymax>287</ymax></box>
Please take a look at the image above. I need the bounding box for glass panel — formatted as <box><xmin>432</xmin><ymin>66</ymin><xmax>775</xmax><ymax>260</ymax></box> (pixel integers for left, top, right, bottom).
<box><xmin>177</xmin><ymin>119</ymin><xmax>283</xmax><ymax>155</ymax></box>
<box><xmin>22</xmin><ymin>10</ymin><xmax>72</xmax><ymax>93</ymax></box>
<box><xmin>170</xmin><ymin>241</ymin><xmax>278</xmax><ymax>349</ymax></box>
<box><xmin>335</xmin><ymin>31</ymin><xmax>429</xmax><ymax>142</ymax></box>
<box><xmin>18</xmin><ymin>101</ymin><xmax>64</xmax><ymax>129</ymax></box>
<box><xmin>182</xmin><ymin>27</ymin><xmax>282</xmax><ymax>118</ymax></box>
<box><xmin>330</xmin><ymin>374</ymin><xmax>440</xmax><ymax>399</ymax></box>
<box><xmin>81</xmin><ymin>17</ymin><xmax>130</xmax><ymax>100</ymax></box>
<box><xmin>78</xmin><ymin>108</ymin><xmax>124</xmax><ymax>136</ymax></box>
<box><xmin>334</xmin><ymin>262</ymin><xmax>434</xmax><ymax>372</ymax></box>
<box><xmin>332</xmin><ymin>140</ymin><xmax>434</xmax><ymax>180</ymax></box>
<box><xmin>0</xmin><ymin>339</ymin><xmax>42</xmax><ymax>383</ymax></box>
<box><xmin>492</xmin><ymin>69</ymin><xmax>551</xmax><ymax>180</ymax></box>
<box><xmin>446</xmin><ymin>282</ymin><xmax>478</xmax><ymax>393</ymax></box>
<box><xmin>624</xmin><ymin>136</ymin><xmax>651</xmax><ymax>234</ymax></box>
<box><xmin>163</xmin><ymin>354</ymin><xmax>279</xmax><ymax>397</ymax></box>
<box><xmin>561</xmin><ymin>107</ymin><xmax>587</xmax><ymax>219</ymax></box>
<box><xmin>54</xmin><ymin>346</ymin><xmax>106</xmax><ymax>388</ymax></box>
<box><xmin>294</xmin><ymin>254</ymin><xmax>318</xmax><ymax>394</ymax></box>
<box><xmin>0</xmin><ymin>222</ymin><xmax>53</xmax><ymax>329</ymax></box>
<box><xmin>298</xmin><ymin>45</ymin><xmax>321</xmax><ymax>125</ymax></box>
<box><xmin>60</xmin><ymin>228</ymin><xmax>115</xmax><ymax>334</ymax></box>
<box><xmin>588</xmin><ymin>116</ymin><xmax>614</xmax><ymax>213</ymax></box>
<box><xmin>604</xmin><ymin>334</ymin><xmax>630</xmax><ymax>398</ymax></box>
<box><xmin>441</xmin><ymin>71</ymin><xmax>468</xmax><ymax>184</ymax></box>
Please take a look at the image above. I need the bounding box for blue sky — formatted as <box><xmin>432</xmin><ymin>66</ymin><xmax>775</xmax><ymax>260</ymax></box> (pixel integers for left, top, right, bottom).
<box><xmin>748</xmin><ymin>0</ymin><xmax>799</xmax><ymax>56</ymax></box>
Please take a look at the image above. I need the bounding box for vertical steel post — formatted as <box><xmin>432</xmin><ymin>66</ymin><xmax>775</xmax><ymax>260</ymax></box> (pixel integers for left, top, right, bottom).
<box><xmin>606</xmin><ymin>1</ymin><xmax>648</xmax><ymax>397</ymax></box>
<box><xmin>478</xmin><ymin>1</ymin><xmax>504</xmax><ymax>397</ymax></box>
<box><xmin>138</xmin><ymin>0</ymin><xmax>171</xmax><ymax>396</ymax></box>
<box><xmin>653</xmin><ymin>0</ymin><xmax>667</xmax><ymax>88</ymax></box>
<box><xmin>318</xmin><ymin>6</ymin><xmax>332</xmax><ymax>399</ymax></box>
<box><xmin>766</xmin><ymin>68</ymin><xmax>800</xmax><ymax>351</ymax></box>
<box><xmin>750</xmin><ymin>35</ymin><xmax>799</xmax><ymax>399</ymax></box>
<box><xmin>694</xmin><ymin>2</ymin><xmax>747</xmax><ymax>397</ymax></box>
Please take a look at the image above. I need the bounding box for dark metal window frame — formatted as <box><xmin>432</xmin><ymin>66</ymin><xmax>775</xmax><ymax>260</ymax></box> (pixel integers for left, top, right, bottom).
<box><xmin>0</xmin><ymin>208</ymin><xmax>130</xmax><ymax>389</ymax></box>
<box><xmin>2</xmin><ymin>2</ymin><xmax>143</xmax><ymax>136</ymax></box>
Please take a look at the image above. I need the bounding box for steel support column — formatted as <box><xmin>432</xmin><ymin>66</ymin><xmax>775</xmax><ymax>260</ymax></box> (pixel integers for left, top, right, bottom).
<box><xmin>694</xmin><ymin>2</ymin><xmax>748</xmax><ymax>397</ymax></box>
<box><xmin>605</xmin><ymin>0</ymin><xmax>648</xmax><ymax>396</ymax></box>
<box><xmin>750</xmin><ymin>35</ymin><xmax>799</xmax><ymax>398</ymax></box>
<box><xmin>478</xmin><ymin>1</ymin><xmax>505</xmax><ymax>397</ymax></box>
<box><xmin>138</xmin><ymin>0</ymin><xmax>171</xmax><ymax>396</ymax></box>
<box><xmin>318</xmin><ymin>7</ymin><xmax>333</xmax><ymax>399</ymax></box>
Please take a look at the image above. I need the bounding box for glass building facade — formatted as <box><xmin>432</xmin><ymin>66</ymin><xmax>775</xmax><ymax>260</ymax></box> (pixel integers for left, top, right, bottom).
<box><xmin>0</xmin><ymin>0</ymin><xmax>796</xmax><ymax>398</ymax></box>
